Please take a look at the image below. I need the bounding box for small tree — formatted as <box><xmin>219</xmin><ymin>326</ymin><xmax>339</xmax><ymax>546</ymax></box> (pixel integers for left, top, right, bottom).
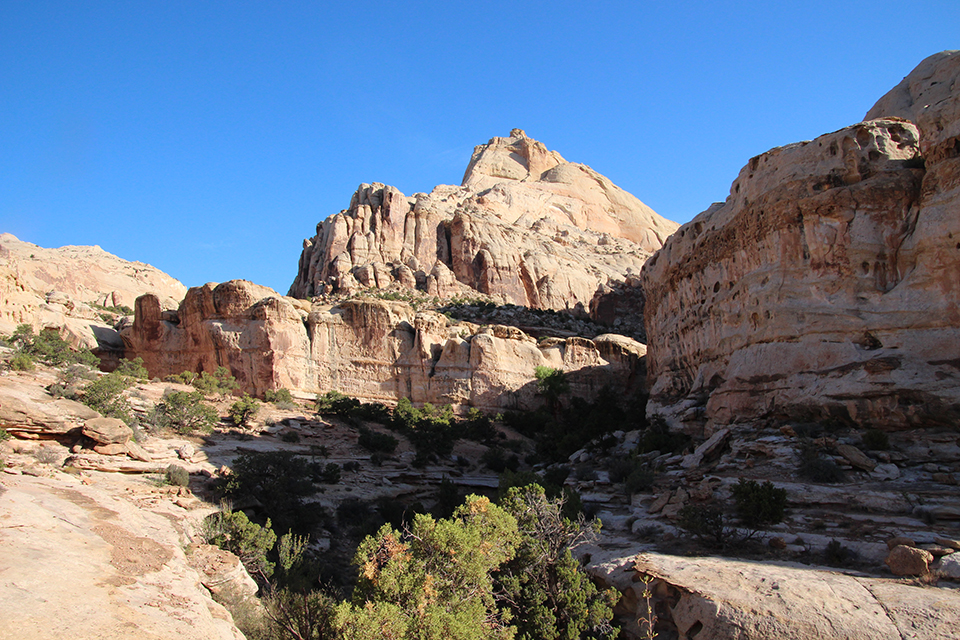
<box><xmin>192</xmin><ymin>366</ymin><xmax>239</xmax><ymax>396</ymax></box>
<box><xmin>202</xmin><ymin>506</ymin><xmax>277</xmax><ymax>579</ymax></box>
<box><xmin>535</xmin><ymin>366</ymin><xmax>569</xmax><ymax>417</ymax></box>
<box><xmin>731</xmin><ymin>478</ymin><xmax>787</xmax><ymax>528</ymax></box>
<box><xmin>229</xmin><ymin>394</ymin><xmax>260</xmax><ymax>427</ymax></box>
<box><xmin>156</xmin><ymin>390</ymin><xmax>219</xmax><ymax>434</ymax></box>
<box><xmin>81</xmin><ymin>372</ymin><xmax>135</xmax><ymax>424</ymax></box>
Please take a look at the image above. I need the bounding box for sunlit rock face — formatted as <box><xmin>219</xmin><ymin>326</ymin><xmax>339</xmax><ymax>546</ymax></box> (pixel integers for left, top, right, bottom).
<box><xmin>641</xmin><ymin>51</ymin><xmax>960</xmax><ymax>433</ymax></box>
<box><xmin>123</xmin><ymin>281</ymin><xmax>646</xmax><ymax>412</ymax></box>
<box><xmin>289</xmin><ymin>129</ymin><xmax>678</xmax><ymax>323</ymax></box>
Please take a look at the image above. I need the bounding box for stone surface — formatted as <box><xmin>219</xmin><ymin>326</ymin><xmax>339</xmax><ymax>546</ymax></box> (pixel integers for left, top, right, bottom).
<box><xmin>123</xmin><ymin>282</ymin><xmax>646</xmax><ymax>411</ymax></box>
<box><xmin>82</xmin><ymin>417</ymin><xmax>133</xmax><ymax>445</ymax></box>
<box><xmin>0</xmin><ymin>233</ymin><xmax>186</xmax><ymax>353</ymax></box>
<box><xmin>0</xmin><ymin>376</ymin><xmax>100</xmax><ymax>438</ymax></box>
<box><xmin>885</xmin><ymin>544</ymin><xmax>934</xmax><ymax>576</ymax></box>
<box><xmin>642</xmin><ymin>51</ymin><xmax>960</xmax><ymax>432</ymax></box>
<box><xmin>289</xmin><ymin>130</ymin><xmax>678</xmax><ymax>321</ymax></box>
<box><xmin>939</xmin><ymin>553</ymin><xmax>960</xmax><ymax>579</ymax></box>
<box><xmin>0</xmin><ymin>473</ymin><xmax>244</xmax><ymax>640</ymax></box>
<box><xmin>588</xmin><ymin>550</ymin><xmax>960</xmax><ymax>640</ymax></box>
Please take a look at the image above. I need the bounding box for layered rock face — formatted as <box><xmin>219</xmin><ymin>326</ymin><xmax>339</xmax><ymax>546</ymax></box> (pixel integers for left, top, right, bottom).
<box><xmin>123</xmin><ymin>280</ymin><xmax>645</xmax><ymax>411</ymax></box>
<box><xmin>290</xmin><ymin>129</ymin><xmax>678</xmax><ymax>320</ymax></box>
<box><xmin>642</xmin><ymin>51</ymin><xmax>960</xmax><ymax>432</ymax></box>
<box><xmin>0</xmin><ymin>233</ymin><xmax>187</xmax><ymax>353</ymax></box>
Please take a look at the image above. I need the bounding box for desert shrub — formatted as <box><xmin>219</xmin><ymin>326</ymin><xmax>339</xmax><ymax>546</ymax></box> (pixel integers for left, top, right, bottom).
<box><xmin>114</xmin><ymin>357</ymin><xmax>149</xmax><ymax>380</ymax></box>
<box><xmin>497</xmin><ymin>484</ymin><xmax>617</xmax><ymax>640</ymax></box>
<box><xmin>315</xmin><ymin>390</ymin><xmax>360</xmax><ymax>416</ymax></box>
<box><xmin>432</xmin><ymin>477</ymin><xmax>461</xmax><ymax>519</ymax></box>
<box><xmin>263</xmin><ymin>586</ymin><xmax>337</xmax><ymax>640</ymax></box>
<box><xmin>624</xmin><ymin>466</ymin><xmax>656</xmax><ymax>494</ymax></box>
<box><xmin>165</xmin><ymin>463</ymin><xmax>190</xmax><ymax>486</ymax></box>
<box><xmin>32</xmin><ymin>447</ymin><xmax>60</xmax><ymax>465</ymax></box>
<box><xmin>357</xmin><ymin>427</ymin><xmax>398</xmax><ymax>454</ymax></box>
<box><xmin>281</xmin><ymin>431</ymin><xmax>301</xmax><ymax>443</ymax></box>
<box><xmin>639</xmin><ymin>415</ymin><xmax>690</xmax><ymax>455</ymax></box>
<box><xmin>498</xmin><ymin>469</ymin><xmax>583</xmax><ymax>520</ymax></box>
<box><xmin>313</xmin><ymin>462</ymin><xmax>341</xmax><ymax>484</ymax></box>
<box><xmin>58</xmin><ymin>363</ymin><xmax>96</xmax><ymax>386</ymax></box>
<box><xmin>481</xmin><ymin>446</ymin><xmax>520</xmax><ymax>473</ymax></box>
<box><xmin>166</xmin><ymin>370</ymin><xmax>197</xmax><ymax>385</ymax></box>
<box><xmin>462</xmin><ymin>407</ymin><xmax>497</xmax><ymax>443</ymax></box>
<box><xmin>798</xmin><ymin>441</ymin><xmax>846</xmax><ymax>483</ymax></box>
<box><xmin>0</xmin><ymin>428</ymin><xmax>9</xmax><ymax>441</ymax></box>
<box><xmin>229</xmin><ymin>394</ymin><xmax>261</xmax><ymax>427</ymax></box>
<box><xmin>264</xmin><ymin>387</ymin><xmax>294</xmax><ymax>405</ymax></box>
<box><xmin>824</xmin><ymin>539</ymin><xmax>858</xmax><ymax>567</ymax></box>
<box><xmin>156</xmin><ymin>390</ymin><xmax>219</xmax><ymax>434</ymax></box>
<box><xmin>203</xmin><ymin>507</ymin><xmax>277</xmax><ymax>578</ymax></box>
<box><xmin>192</xmin><ymin>366</ymin><xmax>239</xmax><ymax>396</ymax></box>
<box><xmin>217</xmin><ymin>451</ymin><xmax>322</xmax><ymax>535</ymax></box>
<box><xmin>678</xmin><ymin>504</ymin><xmax>740</xmax><ymax>548</ymax></box>
<box><xmin>9</xmin><ymin>353</ymin><xmax>35</xmax><ymax>371</ymax></box>
<box><xmin>335</xmin><ymin>496</ymin><xmax>519</xmax><ymax>640</ymax></box>
<box><xmin>12</xmin><ymin>325</ymin><xmax>99</xmax><ymax>368</ymax></box>
<box><xmin>81</xmin><ymin>372</ymin><xmax>134</xmax><ymax>424</ymax></box>
<box><xmin>861</xmin><ymin>428</ymin><xmax>890</xmax><ymax>451</ymax></box>
<box><xmin>732</xmin><ymin>478</ymin><xmax>787</xmax><ymax>528</ymax></box>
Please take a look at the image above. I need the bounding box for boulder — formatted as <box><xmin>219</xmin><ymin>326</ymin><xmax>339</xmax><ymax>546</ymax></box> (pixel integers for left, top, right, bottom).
<box><xmin>0</xmin><ymin>378</ymin><xmax>99</xmax><ymax>438</ymax></box>
<box><xmin>82</xmin><ymin>417</ymin><xmax>132</xmax><ymax>445</ymax></box>
<box><xmin>885</xmin><ymin>544</ymin><xmax>934</xmax><ymax>576</ymax></box>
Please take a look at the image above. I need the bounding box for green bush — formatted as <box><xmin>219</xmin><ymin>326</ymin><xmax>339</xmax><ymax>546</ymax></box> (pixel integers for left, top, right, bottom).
<box><xmin>798</xmin><ymin>441</ymin><xmax>846</xmax><ymax>483</ymax></box>
<box><xmin>156</xmin><ymin>390</ymin><xmax>219</xmax><ymax>434</ymax></box>
<box><xmin>165</xmin><ymin>370</ymin><xmax>197</xmax><ymax>385</ymax></box>
<box><xmin>264</xmin><ymin>387</ymin><xmax>294</xmax><ymax>405</ymax></box>
<box><xmin>678</xmin><ymin>504</ymin><xmax>738</xmax><ymax>548</ymax></box>
<box><xmin>9</xmin><ymin>353</ymin><xmax>35</xmax><ymax>371</ymax></box>
<box><xmin>114</xmin><ymin>357</ymin><xmax>149</xmax><ymax>380</ymax></box>
<box><xmin>217</xmin><ymin>451</ymin><xmax>322</xmax><ymax>534</ymax></box>
<box><xmin>229</xmin><ymin>394</ymin><xmax>260</xmax><ymax>427</ymax></box>
<box><xmin>861</xmin><ymin>428</ymin><xmax>890</xmax><ymax>451</ymax></box>
<box><xmin>731</xmin><ymin>478</ymin><xmax>787</xmax><ymax>528</ymax></box>
<box><xmin>202</xmin><ymin>507</ymin><xmax>277</xmax><ymax>578</ymax></box>
<box><xmin>639</xmin><ymin>415</ymin><xmax>691</xmax><ymax>455</ymax></box>
<box><xmin>481</xmin><ymin>446</ymin><xmax>520</xmax><ymax>473</ymax></box>
<box><xmin>624</xmin><ymin>466</ymin><xmax>656</xmax><ymax>494</ymax></box>
<box><xmin>192</xmin><ymin>366</ymin><xmax>239</xmax><ymax>396</ymax></box>
<box><xmin>358</xmin><ymin>428</ymin><xmax>398</xmax><ymax>454</ymax></box>
<box><xmin>165</xmin><ymin>464</ymin><xmax>190</xmax><ymax>487</ymax></box>
<box><xmin>81</xmin><ymin>372</ymin><xmax>135</xmax><ymax>424</ymax></box>
<box><xmin>313</xmin><ymin>462</ymin><xmax>341</xmax><ymax>484</ymax></box>
<box><xmin>281</xmin><ymin>430</ymin><xmax>300</xmax><ymax>443</ymax></box>
<box><xmin>12</xmin><ymin>325</ymin><xmax>99</xmax><ymax>368</ymax></box>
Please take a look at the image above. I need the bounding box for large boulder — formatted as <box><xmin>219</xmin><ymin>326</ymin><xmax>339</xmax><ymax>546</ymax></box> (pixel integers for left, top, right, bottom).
<box><xmin>289</xmin><ymin>129</ymin><xmax>678</xmax><ymax>323</ymax></box>
<box><xmin>641</xmin><ymin>51</ymin><xmax>960</xmax><ymax>432</ymax></box>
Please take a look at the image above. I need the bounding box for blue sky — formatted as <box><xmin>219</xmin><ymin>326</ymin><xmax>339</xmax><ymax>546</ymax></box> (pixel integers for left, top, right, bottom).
<box><xmin>2</xmin><ymin>1</ymin><xmax>957</xmax><ymax>293</ymax></box>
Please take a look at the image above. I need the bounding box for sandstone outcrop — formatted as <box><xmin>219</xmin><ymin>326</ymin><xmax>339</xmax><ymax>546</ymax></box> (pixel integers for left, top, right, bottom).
<box><xmin>289</xmin><ymin>129</ymin><xmax>678</xmax><ymax>320</ymax></box>
<box><xmin>122</xmin><ymin>280</ymin><xmax>646</xmax><ymax>411</ymax></box>
<box><xmin>0</xmin><ymin>233</ymin><xmax>187</xmax><ymax>354</ymax></box>
<box><xmin>642</xmin><ymin>51</ymin><xmax>960</xmax><ymax>432</ymax></box>
<box><xmin>589</xmin><ymin>551</ymin><xmax>960</xmax><ymax>640</ymax></box>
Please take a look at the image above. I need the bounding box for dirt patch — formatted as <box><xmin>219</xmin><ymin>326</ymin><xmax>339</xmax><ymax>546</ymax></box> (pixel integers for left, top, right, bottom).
<box><xmin>51</xmin><ymin>485</ymin><xmax>119</xmax><ymax>521</ymax></box>
<box><xmin>93</xmin><ymin>521</ymin><xmax>173</xmax><ymax>577</ymax></box>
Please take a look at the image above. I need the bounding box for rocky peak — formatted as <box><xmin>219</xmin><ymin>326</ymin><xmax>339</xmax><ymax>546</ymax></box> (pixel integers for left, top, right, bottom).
<box><xmin>461</xmin><ymin>129</ymin><xmax>567</xmax><ymax>191</ymax></box>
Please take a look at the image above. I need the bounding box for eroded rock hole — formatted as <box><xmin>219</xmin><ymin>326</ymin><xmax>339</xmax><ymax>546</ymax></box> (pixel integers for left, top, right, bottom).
<box><xmin>713</xmin><ymin>282</ymin><xmax>720</xmax><ymax>293</ymax></box>
<box><xmin>688</xmin><ymin>621</ymin><xmax>705</xmax><ymax>638</ymax></box>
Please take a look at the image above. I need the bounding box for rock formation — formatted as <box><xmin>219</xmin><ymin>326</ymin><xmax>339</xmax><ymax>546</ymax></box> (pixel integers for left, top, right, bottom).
<box><xmin>641</xmin><ymin>51</ymin><xmax>960</xmax><ymax>432</ymax></box>
<box><xmin>122</xmin><ymin>279</ymin><xmax>646</xmax><ymax>411</ymax></box>
<box><xmin>289</xmin><ymin>129</ymin><xmax>678</xmax><ymax>321</ymax></box>
<box><xmin>0</xmin><ymin>233</ymin><xmax>187</xmax><ymax>354</ymax></box>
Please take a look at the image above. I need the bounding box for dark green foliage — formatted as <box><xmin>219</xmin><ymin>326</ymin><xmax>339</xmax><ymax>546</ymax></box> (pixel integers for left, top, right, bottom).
<box><xmin>496</xmin><ymin>485</ymin><xmax>618</xmax><ymax>640</ymax></box>
<box><xmin>316</xmin><ymin>390</ymin><xmax>361</xmax><ymax>416</ymax></box>
<box><xmin>264</xmin><ymin>387</ymin><xmax>294</xmax><ymax>405</ymax></box>
<box><xmin>639</xmin><ymin>415</ymin><xmax>690</xmax><ymax>455</ymax></box>
<box><xmin>861</xmin><ymin>428</ymin><xmax>890</xmax><ymax>451</ymax></box>
<box><xmin>678</xmin><ymin>504</ymin><xmax>737</xmax><ymax>548</ymax></box>
<box><xmin>156</xmin><ymin>390</ymin><xmax>219</xmax><ymax>434</ymax></box>
<box><xmin>313</xmin><ymin>462</ymin><xmax>341</xmax><ymax>484</ymax></box>
<box><xmin>798</xmin><ymin>441</ymin><xmax>846</xmax><ymax>483</ymax></box>
<box><xmin>281</xmin><ymin>430</ymin><xmax>301</xmax><ymax>443</ymax></box>
<box><xmin>192</xmin><ymin>366</ymin><xmax>239</xmax><ymax>396</ymax></box>
<box><xmin>114</xmin><ymin>357</ymin><xmax>149</xmax><ymax>380</ymax></box>
<box><xmin>432</xmin><ymin>477</ymin><xmax>461</xmax><ymax>519</ymax></box>
<box><xmin>732</xmin><ymin>478</ymin><xmax>787</xmax><ymax>528</ymax></box>
<box><xmin>497</xmin><ymin>470</ymin><xmax>583</xmax><ymax>521</ymax></box>
<box><xmin>357</xmin><ymin>428</ymin><xmax>398</xmax><ymax>454</ymax></box>
<box><xmin>165</xmin><ymin>464</ymin><xmax>190</xmax><ymax>487</ymax></box>
<box><xmin>462</xmin><ymin>407</ymin><xmax>497</xmax><ymax>443</ymax></box>
<box><xmin>480</xmin><ymin>446</ymin><xmax>520</xmax><ymax>473</ymax></box>
<box><xmin>824</xmin><ymin>539</ymin><xmax>858</xmax><ymax>567</ymax></box>
<box><xmin>623</xmin><ymin>466</ymin><xmax>656</xmax><ymax>495</ymax></box>
<box><xmin>217</xmin><ymin>451</ymin><xmax>323</xmax><ymax>535</ymax></box>
<box><xmin>389</xmin><ymin>398</ymin><xmax>458</xmax><ymax>465</ymax></box>
<box><xmin>534</xmin><ymin>365</ymin><xmax>570</xmax><ymax>412</ymax></box>
<box><xmin>81</xmin><ymin>372</ymin><xmax>135</xmax><ymax>424</ymax></box>
<box><xmin>0</xmin><ymin>428</ymin><xmax>9</xmax><ymax>441</ymax></box>
<box><xmin>229</xmin><ymin>394</ymin><xmax>261</xmax><ymax>427</ymax></box>
<box><xmin>9</xmin><ymin>353</ymin><xmax>34</xmax><ymax>371</ymax></box>
<box><xmin>12</xmin><ymin>325</ymin><xmax>100</xmax><ymax>368</ymax></box>
<box><xmin>203</xmin><ymin>507</ymin><xmax>277</xmax><ymax>578</ymax></box>
<box><xmin>166</xmin><ymin>370</ymin><xmax>197</xmax><ymax>384</ymax></box>
<box><xmin>263</xmin><ymin>585</ymin><xmax>337</xmax><ymax>640</ymax></box>
<box><xmin>336</xmin><ymin>495</ymin><xmax>520</xmax><ymax>640</ymax></box>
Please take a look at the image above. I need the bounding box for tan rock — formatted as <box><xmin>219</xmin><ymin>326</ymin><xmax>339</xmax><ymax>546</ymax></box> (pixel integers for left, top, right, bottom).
<box><xmin>0</xmin><ymin>233</ymin><xmax>186</xmax><ymax>352</ymax></box>
<box><xmin>642</xmin><ymin>52</ymin><xmax>960</xmax><ymax>432</ymax></box>
<box><xmin>835</xmin><ymin>443</ymin><xmax>877</xmax><ymax>472</ymax></box>
<box><xmin>935</xmin><ymin>536</ymin><xmax>960</xmax><ymax>551</ymax></box>
<box><xmin>82</xmin><ymin>417</ymin><xmax>132</xmax><ymax>445</ymax></box>
<box><xmin>124</xmin><ymin>287</ymin><xmax>645</xmax><ymax>413</ymax></box>
<box><xmin>0</xmin><ymin>378</ymin><xmax>99</xmax><ymax>438</ymax></box>
<box><xmin>289</xmin><ymin>130</ymin><xmax>678</xmax><ymax>321</ymax></box>
<box><xmin>886</xmin><ymin>536</ymin><xmax>916</xmax><ymax>550</ymax></box>
<box><xmin>885</xmin><ymin>545</ymin><xmax>934</xmax><ymax>576</ymax></box>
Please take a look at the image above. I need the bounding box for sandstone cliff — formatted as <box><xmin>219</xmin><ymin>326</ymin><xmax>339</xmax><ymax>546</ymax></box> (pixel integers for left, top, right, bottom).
<box><xmin>0</xmin><ymin>233</ymin><xmax>187</xmax><ymax>354</ymax></box>
<box><xmin>641</xmin><ymin>51</ymin><xmax>960</xmax><ymax>432</ymax></box>
<box><xmin>122</xmin><ymin>280</ymin><xmax>645</xmax><ymax>412</ymax></box>
<box><xmin>289</xmin><ymin>129</ymin><xmax>678</xmax><ymax>321</ymax></box>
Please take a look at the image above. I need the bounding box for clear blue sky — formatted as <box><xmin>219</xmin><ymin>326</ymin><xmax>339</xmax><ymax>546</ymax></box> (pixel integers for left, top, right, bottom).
<box><xmin>2</xmin><ymin>1</ymin><xmax>957</xmax><ymax>294</ymax></box>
